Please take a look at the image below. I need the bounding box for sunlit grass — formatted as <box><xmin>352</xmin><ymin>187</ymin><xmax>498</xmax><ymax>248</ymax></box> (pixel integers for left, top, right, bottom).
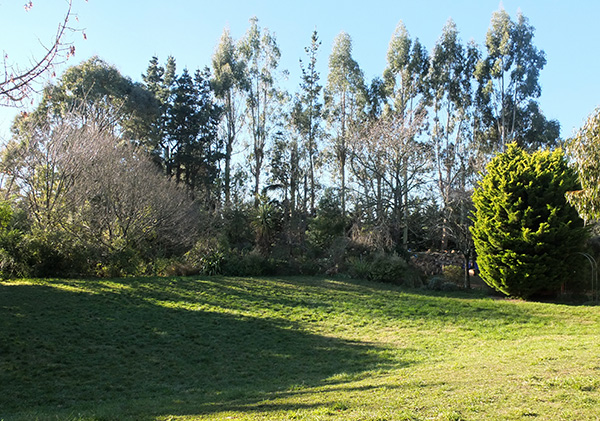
<box><xmin>1</xmin><ymin>276</ymin><xmax>599</xmax><ymax>420</ymax></box>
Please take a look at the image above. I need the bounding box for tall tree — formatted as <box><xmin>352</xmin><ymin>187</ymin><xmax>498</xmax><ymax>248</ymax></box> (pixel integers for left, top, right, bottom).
<box><xmin>349</xmin><ymin>107</ymin><xmax>430</xmax><ymax>250</ymax></box>
<box><xmin>292</xmin><ymin>30</ymin><xmax>324</xmax><ymax>215</ymax></box>
<box><xmin>566</xmin><ymin>107</ymin><xmax>600</xmax><ymax>223</ymax></box>
<box><xmin>14</xmin><ymin>56</ymin><xmax>159</xmax><ymax>146</ymax></box>
<box><xmin>427</xmin><ymin>19</ymin><xmax>478</xmax><ymax>250</ymax></box>
<box><xmin>325</xmin><ymin>31</ymin><xmax>365</xmax><ymax>217</ymax></box>
<box><xmin>475</xmin><ymin>8</ymin><xmax>557</xmax><ymax>151</ymax></box>
<box><xmin>347</xmin><ymin>76</ymin><xmax>388</xmax><ymax>227</ymax></box>
<box><xmin>239</xmin><ymin>17</ymin><xmax>284</xmax><ymax>207</ymax></box>
<box><xmin>164</xmin><ymin>67</ymin><xmax>222</xmax><ymax>203</ymax></box>
<box><xmin>142</xmin><ymin>56</ymin><xmax>175</xmax><ymax>157</ymax></box>
<box><xmin>211</xmin><ymin>29</ymin><xmax>248</xmax><ymax>207</ymax></box>
<box><xmin>382</xmin><ymin>21</ymin><xmax>429</xmax><ymax>247</ymax></box>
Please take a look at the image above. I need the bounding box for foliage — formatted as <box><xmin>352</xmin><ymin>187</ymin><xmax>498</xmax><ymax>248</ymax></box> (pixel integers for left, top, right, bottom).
<box><xmin>1</xmin><ymin>118</ymin><xmax>199</xmax><ymax>276</ymax></box>
<box><xmin>0</xmin><ymin>202</ymin><xmax>28</xmax><ymax>278</ymax></box>
<box><xmin>566</xmin><ymin>107</ymin><xmax>600</xmax><ymax>222</ymax></box>
<box><xmin>427</xmin><ymin>275</ymin><xmax>460</xmax><ymax>291</ymax></box>
<box><xmin>471</xmin><ymin>143</ymin><xmax>588</xmax><ymax>298</ymax></box>
<box><xmin>14</xmin><ymin>56</ymin><xmax>159</xmax><ymax>145</ymax></box>
<box><xmin>306</xmin><ymin>189</ymin><xmax>347</xmax><ymax>253</ymax></box>
<box><xmin>183</xmin><ymin>236</ymin><xmax>224</xmax><ymax>276</ymax></box>
<box><xmin>0</xmin><ymin>8</ymin><xmax>563</xmax><ymax>280</ymax></box>
<box><xmin>349</xmin><ymin>252</ymin><xmax>410</xmax><ymax>285</ymax></box>
<box><xmin>165</xmin><ymin>66</ymin><xmax>222</xmax><ymax>199</ymax></box>
<box><xmin>219</xmin><ymin>205</ymin><xmax>255</xmax><ymax>252</ymax></box>
<box><xmin>442</xmin><ymin>264</ymin><xmax>464</xmax><ymax>285</ymax></box>
<box><xmin>474</xmin><ymin>8</ymin><xmax>559</xmax><ymax>151</ymax></box>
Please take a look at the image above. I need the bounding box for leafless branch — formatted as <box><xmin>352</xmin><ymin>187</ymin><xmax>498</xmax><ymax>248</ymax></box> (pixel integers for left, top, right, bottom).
<box><xmin>1</xmin><ymin>0</ymin><xmax>82</xmax><ymax>106</ymax></box>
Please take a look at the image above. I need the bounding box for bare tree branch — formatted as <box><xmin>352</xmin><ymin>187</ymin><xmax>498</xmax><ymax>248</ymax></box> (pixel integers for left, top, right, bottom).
<box><xmin>1</xmin><ymin>0</ymin><xmax>82</xmax><ymax>106</ymax></box>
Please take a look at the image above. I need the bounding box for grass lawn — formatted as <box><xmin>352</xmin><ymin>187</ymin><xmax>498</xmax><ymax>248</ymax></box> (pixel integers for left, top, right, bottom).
<box><xmin>1</xmin><ymin>275</ymin><xmax>600</xmax><ymax>420</ymax></box>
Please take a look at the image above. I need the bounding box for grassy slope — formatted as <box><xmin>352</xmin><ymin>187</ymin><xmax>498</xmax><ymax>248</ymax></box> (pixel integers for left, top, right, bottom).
<box><xmin>1</xmin><ymin>276</ymin><xmax>599</xmax><ymax>420</ymax></box>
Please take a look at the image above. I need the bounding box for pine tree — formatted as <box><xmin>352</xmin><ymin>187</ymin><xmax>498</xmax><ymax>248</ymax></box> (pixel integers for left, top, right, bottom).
<box><xmin>164</xmin><ymin>67</ymin><xmax>222</xmax><ymax>204</ymax></box>
<box><xmin>293</xmin><ymin>30</ymin><xmax>323</xmax><ymax>215</ymax></box>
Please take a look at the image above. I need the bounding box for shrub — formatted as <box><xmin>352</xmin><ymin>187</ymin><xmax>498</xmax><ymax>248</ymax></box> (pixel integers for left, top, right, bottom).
<box><xmin>221</xmin><ymin>251</ymin><xmax>275</xmax><ymax>277</ymax></box>
<box><xmin>427</xmin><ymin>276</ymin><xmax>458</xmax><ymax>292</ymax></box>
<box><xmin>184</xmin><ymin>241</ymin><xmax>223</xmax><ymax>275</ymax></box>
<box><xmin>471</xmin><ymin>144</ymin><xmax>588</xmax><ymax>299</ymax></box>
<box><xmin>348</xmin><ymin>256</ymin><xmax>371</xmax><ymax>280</ymax></box>
<box><xmin>367</xmin><ymin>253</ymin><xmax>408</xmax><ymax>284</ymax></box>
<box><xmin>348</xmin><ymin>253</ymin><xmax>415</xmax><ymax>285</ymax></box>
<box><xmin>442</xmin><ymin>265</ymin><xmax>464</xmax><ymax>285</ymax></box>
<box><xmin>96</xmin><ymin>247</ymin><xmax>144</xmax><ymax>278</ymax></box>
<box><xmin>427</xmin><ymin>276</ymin><xmax>445</xmax><ymax>291</ymax></box>
<box><xmin>306</xmin><ymin>189</ymin><xmax>347</xmax><ymax>255</ymax></box>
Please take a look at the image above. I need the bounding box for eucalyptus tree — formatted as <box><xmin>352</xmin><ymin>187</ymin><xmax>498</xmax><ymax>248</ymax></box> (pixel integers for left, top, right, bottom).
<box><xmin>292</xmin><ymin>30</ymin><xmax>324</xmax><ymax>215</ymax></box>
<box><xmin>211</xmin><ymin>29</ymin><xmax>248</xmax><ymax>207</ymax></box>
<box><xmin>324</xmin><ymin>31</ymin><xmax>365</xmax><ymax>217</ymax></box>
<box><xmin>475</xmin><ymin>8</ymin><xmax>557</xmax><ymax>152</ymax></box>
<box><xmin>382</xmin><ymin>21</ymin><xmax>429</xmax><ymax>247</ymax></box>
<box><xmin>384</xmin><ymin>21</ymin><xmax>429</xmax><ymax>116</ymax></box>
<box><xmin>427</xmin><ymin>19</ymin><xmax>479</xmax><ymax>249</ymax></box>
<box><xmin>239</xmin><ymin>17</ymin><xmax>285</xmax><ymax>207</ymax></box>
<box><xmin>566</xmin><ymin>107</ymin><xmax>600</xmax><ymax>223</ymax></box>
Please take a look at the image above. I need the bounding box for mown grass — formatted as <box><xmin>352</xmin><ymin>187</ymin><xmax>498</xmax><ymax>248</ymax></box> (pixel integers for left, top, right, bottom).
<box><xmin>1</xmin><ymin>276</ymin><xmax>599</xmax><ymax>420</ymax></box>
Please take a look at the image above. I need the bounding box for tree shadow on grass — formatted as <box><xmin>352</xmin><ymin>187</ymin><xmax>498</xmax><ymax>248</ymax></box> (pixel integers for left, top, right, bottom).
<box><xmin>0</xmin><ymin>281</ymin><xmax>398</xmax><ymax>420</ymax></box>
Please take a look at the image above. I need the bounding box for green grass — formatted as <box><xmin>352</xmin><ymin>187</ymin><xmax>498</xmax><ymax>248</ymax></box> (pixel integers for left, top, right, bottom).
<box><xmin>1</xmin><ymin>276</ymin><xmax>600</xmax><ymax>420</ymax></box>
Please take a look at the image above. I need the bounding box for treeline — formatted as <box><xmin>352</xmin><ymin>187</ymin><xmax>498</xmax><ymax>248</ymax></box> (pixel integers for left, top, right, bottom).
<box><xmin>0</xmin><ymin>8</ymin><xmax>563</xmax><ymax>280</ymax></box>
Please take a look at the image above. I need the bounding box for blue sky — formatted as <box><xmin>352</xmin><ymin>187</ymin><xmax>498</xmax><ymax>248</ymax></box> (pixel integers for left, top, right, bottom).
<box><xmin>1</xmin><ymin>0</ymin><xmax>598</xmax><ymax>142</ymax></box>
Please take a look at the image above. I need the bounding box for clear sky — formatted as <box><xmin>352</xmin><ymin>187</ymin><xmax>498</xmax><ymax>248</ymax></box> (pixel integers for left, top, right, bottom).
<box><xmin>0</xmin><ymin>0</ymin><xmax>598</xmax><ymax>143</ymax></box>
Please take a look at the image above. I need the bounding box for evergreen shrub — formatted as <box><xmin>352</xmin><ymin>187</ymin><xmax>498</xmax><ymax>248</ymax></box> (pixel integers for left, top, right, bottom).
<box><xmin>471</xmin><ymin>143</ymin><xmax>588</xmax><ymax>298</ymax></box>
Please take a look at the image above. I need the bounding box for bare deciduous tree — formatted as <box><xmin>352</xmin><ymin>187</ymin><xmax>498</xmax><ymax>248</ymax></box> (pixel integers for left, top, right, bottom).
<box><xmin>349</xmin><ymin>109</ymin><xmax>430</xmax><ymax>248</ymax></box>
<box><xmin>2</xmin><ymin>116</ymin><xmax>198</xmax><ymax>255</ymax></box>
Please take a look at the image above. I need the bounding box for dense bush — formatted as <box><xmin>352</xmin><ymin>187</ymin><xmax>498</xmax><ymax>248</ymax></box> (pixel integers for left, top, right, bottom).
<box><xmin>348</xmin><ymin>252</ymin><xmax>413</xmax><ymax>285</ymax></box>
<box><xmin>442</xmin><ymin>265</ymin><xmax>464</xmax><ymax>285</ymax></box>
<box><xmin>471</xmin><ymin>144</ymin><xmax>588</xmax><ymax>299</ymax></box>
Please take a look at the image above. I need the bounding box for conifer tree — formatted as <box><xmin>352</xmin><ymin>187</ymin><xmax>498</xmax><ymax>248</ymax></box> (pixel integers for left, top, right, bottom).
<box><xmin>471</xmin><ymin>143</ymin><xmax>587</xmax><ymax>298</ymax></box>
<box><xmin>293</xmin><ymin>30</ymin><xmax>323</xmax><ymax>215</ymax></box>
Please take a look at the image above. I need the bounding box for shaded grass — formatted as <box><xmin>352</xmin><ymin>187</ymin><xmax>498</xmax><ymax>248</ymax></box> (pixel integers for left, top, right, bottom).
<box><xmin>1</xmin><ymin>276</ymin><xmax>600</xmax><ymax>420</ymax></box>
